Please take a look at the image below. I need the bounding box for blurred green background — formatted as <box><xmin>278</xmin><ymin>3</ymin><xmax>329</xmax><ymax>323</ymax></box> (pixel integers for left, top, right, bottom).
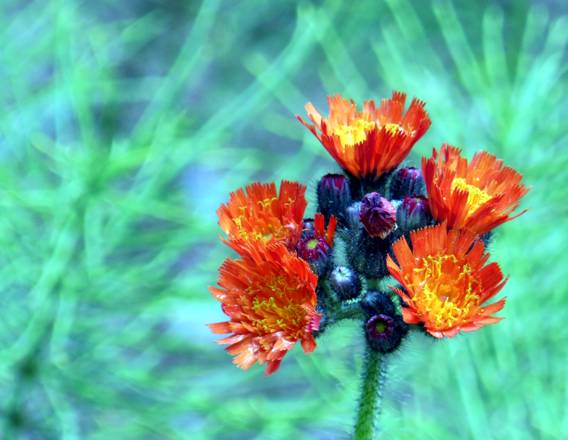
<box><xmin>0</xmin><ymin>0</ymin><xmax>566</xmax><ymax>439</ymax></box>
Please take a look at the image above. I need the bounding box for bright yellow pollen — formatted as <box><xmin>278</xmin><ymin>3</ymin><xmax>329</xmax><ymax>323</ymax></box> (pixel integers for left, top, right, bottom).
<box><xmin>251</xmin><ymin>291</ymin><xmax>306</xmax><ymax>336</ymax></box>
<box><xmin>451</xmin><ymin>177</ymin><xmax>491</xmax><ymax>215</ymax></box>
<box><xmin>331</xmin><ymin>119</ymin><xmax>375</xmax><ymax>147</ymax></box>
<box><xmin>330</xmin><ymin>119</ymin><xmax>406</xmax><ymax>148</ymax></box>
<box><xmin>383</xmin><ymin>123</ymin><xmax>404</xmax><ymax>135</ymax></box>
<box><xmin>411</xmin><ymin>255</ymin><xmax>480</xmax><ymax>329</ymax></box>
<box><xmin>232</xmin><ymin>197</ymin><xmax>288</xmax><ymax>242</ymax></box>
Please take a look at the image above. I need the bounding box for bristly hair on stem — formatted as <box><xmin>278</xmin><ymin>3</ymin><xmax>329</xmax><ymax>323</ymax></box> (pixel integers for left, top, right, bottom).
<box><xmin>353</xmin><ymin>348</ymin><xmax>386</xmax><ymax>440</ymax></box>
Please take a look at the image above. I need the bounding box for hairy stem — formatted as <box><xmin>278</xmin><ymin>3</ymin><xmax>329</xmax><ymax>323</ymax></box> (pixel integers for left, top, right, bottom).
<box><xmin>354</xmin><ymin>348</ymin><xmax>385</xmax><ymax>440</ymax></box>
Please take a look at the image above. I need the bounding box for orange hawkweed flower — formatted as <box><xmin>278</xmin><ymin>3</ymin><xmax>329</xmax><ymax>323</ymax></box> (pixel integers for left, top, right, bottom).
<box><xmin>297</xmin><ymin>92</ymin><xmax>431</xmax><ymax>181</ymax></box>
<box><xmin>386</xmin><ymin>224</ymin><xmax>507</xmax><ymax>338</ymax></box>
<box><xmin>217</xmin><ymin>180</ymin><xmax>307</xmax><ymax>249</ymax></box>
<box><xmin>422</xmin><ymin>144</ymin><xmax>528</xmax><ymax>234</ymax></box>
<box><xmin>209</xmin><ymin>242</ymin><xmax>321</xmax><ymax>376</ymax></box>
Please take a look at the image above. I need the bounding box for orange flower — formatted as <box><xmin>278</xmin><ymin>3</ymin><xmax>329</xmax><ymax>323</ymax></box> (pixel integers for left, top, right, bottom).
<box><xmin>386</xmin><ymin>224</ymin><xmax>507</xmax><ymax>338</ymax></box>
<box><xmin>209</xmin><ymin>242</ymin><xmax>321</xmax><ymax>375</ymax></box>
<box><xmin>217</xmin><ymin>180</ymin><xmax>307</xmax><ymax>249</ymax></box>
<box><xmin>422</xmin><ymin>144</ymin><xmax>528</xmax><ymax>234</ymax></box>
<box><xmin>297</xmin><ymin>92</ymin><xmax>430</xmax><ymax>181</ymax></box>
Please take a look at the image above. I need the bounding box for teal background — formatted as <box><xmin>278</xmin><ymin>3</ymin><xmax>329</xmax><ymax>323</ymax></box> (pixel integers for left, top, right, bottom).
<box><xmin>0</xmin><ymin>0</ymin><xmax>566</xmax><ymax>439</ymax></box>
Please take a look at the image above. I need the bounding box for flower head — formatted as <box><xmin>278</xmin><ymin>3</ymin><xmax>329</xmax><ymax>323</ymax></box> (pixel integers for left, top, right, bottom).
<box><xmin>386</xmin><ymin>224</ymin><xmax>508</xmax><ymax>338</ymax></box>
<box><xmin>298</xmin><ymin>92</ymin><xmax>430</xmax><ymax>181</ymax></box>
<box><xmin>359</xmin><ymin>192</ymin><xmax>397</xmax><ymax>238</ymax></box>
<box><xmin>422</xmin><ymin>144</ymin><xmax>528</xmax><ymax>234</ymax></box>
<box><xmin>217</xmin><ymin>180</ymin><xmax>307</xmax><ymax>249</ymax></box>
<box><xmin>209</xmin><ymin>242</ymin><xmax>321</xmax><ymax>375</ymax></box>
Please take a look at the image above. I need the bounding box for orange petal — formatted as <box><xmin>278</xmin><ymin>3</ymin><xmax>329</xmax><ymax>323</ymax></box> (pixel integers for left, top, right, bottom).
<box><xmin>264</xmin><ymin>359</ymin><xmax>282</xmax><ymax>376</ymax></box>
<box><xmin>208</xmin><ymin>322</ymin><xmax>231</xmax><ymax>334</ymax></box>
<box><xmin>301</xmin><ymin>335</ymin><xmax>317</xmax><ymax>353</ymax></box>
<box><xmin>233</xmin><ymin>347</ymin><xmax>257</xmax><ymax>370</ymax></box>
<box><xmin>480</xmin><ymin>298</ymin><xmax>507</xmax><ymax>316</ymax></box>
<box><xmin>401</xmin><ymin>307</ymin><xmax>421</xmax><ymax>325</ymax></box>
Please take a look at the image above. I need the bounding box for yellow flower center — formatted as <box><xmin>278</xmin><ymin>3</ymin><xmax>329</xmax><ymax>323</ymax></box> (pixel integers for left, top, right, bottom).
<box><xmin>411</xmin><ymin>255</ymin><xmax>480</xmax><ymax>329</ymax></box>
<box><xmin>232</xmin><ymin>197</ymin><xmax>290</xmax><ymax>243</ymax></box>
<box><xmin>251</xmin><ymin>284</ymin><xmax>307</xmax><ymax>336</ymax></box>
<box><xmin>331</xmin><ymin>119</ymin><xmax>375</xmax><ymax>147</ymax></box>
<box><xmin>451</xmin><ymin>177</ymin><xmax>491</xmax><ymax>215</ymax></box>
<box><xmin>330</xmin><ymin>120</ymin><xmax>406</xmax><ymax>148</ymax></box>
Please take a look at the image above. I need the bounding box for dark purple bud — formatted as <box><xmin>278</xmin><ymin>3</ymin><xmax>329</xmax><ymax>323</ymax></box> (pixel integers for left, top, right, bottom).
<box><xmin>359</xmin><ymin>192</ymin><xmax>397</xmax><ymax>238</ymax></box>
<box><xmin>347</xmin><ymin>230</ymin><xmax>390</xmax><ymax>278</ymax></box>
<box><xmin>361</xmin><ymin>291</ymin><xmax>396</xmax><ymax>316</ymax></box>
<box><xmin>296</xmin><ymin>236</ymin><xmax>331</xmax><ymax>276</ymax></box>
<box><xmin>365</xmin><ymin>313</ymin><xmax>408</xmax><ymax>353</ymax></box>
<box><xmin>367</xmin><ymin>314</ymin><xmax>395</xmax><ymax>339</ymax></box>
<box><xmin>330</xmin><ymin>266</ymin><xmax>361</xmax><ymax>301</ymax></box>
<box><xmin>317</xmin><ymin>174</ymin><xmax>352</xmax><ymax>224</ymax></box>
<box><xmin>396</xmin><ymin>196</ymin><xmax>432</xmax><ymax>231</ymax></box>
<box><xmin>390</xmin><ymin>166</ymin><xmax>425</xmax><ymax>199</ymax></box>
<box><xmin>346</xmin><ymin>202</ymin><xmax>362</xmax><ymax>229</ymax></box>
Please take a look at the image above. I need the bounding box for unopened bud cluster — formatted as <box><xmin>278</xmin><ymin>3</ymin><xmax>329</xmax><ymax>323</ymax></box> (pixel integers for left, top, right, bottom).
<box><xmin>310</xmin><ymin>165</ymin><xmax>434</xmax><ymax>353</ymax></box>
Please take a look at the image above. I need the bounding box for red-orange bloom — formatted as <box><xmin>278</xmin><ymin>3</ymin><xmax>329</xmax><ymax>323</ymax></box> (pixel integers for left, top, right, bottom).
<box><xmin>297</xmin><ymin>92</ymin><xmax>431</xmax><ymax>181</ymax></box>
<box><xmin>217</xmin><ymin>181</ymin><xmax>307</xmax><ymax>249</ymax></box>
<box><xmin>422</xmin><ymin>144</ymin><xmax>528</xmax><ymax>234</ymax></box>
<box><xmin>209</xmin><ymin>242</ymin><xmax>321</xmax><ymax>376</ymax></box>
<box><xmin>386</xmin><ymin>224</ymin><xmax>507</xmax><ymax>338</ymax></box>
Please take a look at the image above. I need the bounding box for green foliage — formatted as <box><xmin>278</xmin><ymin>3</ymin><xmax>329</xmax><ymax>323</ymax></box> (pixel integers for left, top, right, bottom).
<box><xmin>0</xmin><ymin>0</ymin><xmax>566</xmax><ymax>438</ymax></box>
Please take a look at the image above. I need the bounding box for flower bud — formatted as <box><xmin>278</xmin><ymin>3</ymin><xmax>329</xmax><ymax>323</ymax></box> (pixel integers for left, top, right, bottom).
<box><xmin>361</xmin><ymin>291</ymin><xmax>396</xmax><ymax>316</ymax></box>
<box><xmin>389</xmin><ymin>166</ymin><xmax>425</xmax><ymax>199</ymax></box>
<box><xmin>359</xmin><ymin>192</ymin><xmax>396</xmax><ymax>239</ymax></box>
<box><xmin>317</xmin><ymin>174</ymin><xmax>352</xmax><ymax>224</ymax></box>
<box><xmin>296</xmin><ymin>236</ymin><xmax>331</xmax><ymax>276</ymax></box>
<box><xmin>330</xmin><ymin>266</ymin><xmax>361</xmax><ymax>301</ymax></box>
<box><xmin>347</xmin><ymin>230</ymin><xmax>390</xmax><ymax>279</ymax></box>
<box><xmin>365</xmin><ymin>312</ymin><xmax>408</xmax><ymax>353</ymax></box>
<box><xmin>346</xmin><ymin>202</ymin><xmax>362</xmax><ymax>230</ymax></box>
<box><xmin>396</xmin><ymin>196</ymin><xmax>432</xmax><ymax>231</ymax></box>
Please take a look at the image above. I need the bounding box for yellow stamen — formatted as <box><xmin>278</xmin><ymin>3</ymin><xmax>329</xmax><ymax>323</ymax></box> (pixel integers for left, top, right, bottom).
<box><xmin>251</xmin><ymin>294</ymin><xmax>307</xmax><ymax>336</ymax></box>
<box><xmin>411</xmin><ymin>255</ymin><xmax>479</xmax><ymax>329</ymax></box>
<box><xmin>383</xmin><ymin>123</ymin><xmax>404</xmax><ymax>135</ymax></box>
<box><xmin>331</xmin><ymin>119</ymin><xmax>375</xmax><ymax>147</ymax></box>
<box><xmin>258</xmin><ymin>197</ymin><xmax>277</xmax><ymax>209</ymax></box>
<box><xmin>451</xmin><ymin>177</ymin><xmax>491</xmax><ymax>215</ymax></box>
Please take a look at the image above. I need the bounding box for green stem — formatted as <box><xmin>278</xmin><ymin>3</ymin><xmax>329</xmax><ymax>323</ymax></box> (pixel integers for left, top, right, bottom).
<box><xmin>353</xmin><ymin>348</ymin><xmax>385</xmax><ymax>440</ymax></box>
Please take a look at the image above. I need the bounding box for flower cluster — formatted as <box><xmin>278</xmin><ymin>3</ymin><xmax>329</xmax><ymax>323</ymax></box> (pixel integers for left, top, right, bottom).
<box><xmin>210</xmin><ymin>91</ymin><xmax>528</xmax><ymax>375</ymax></box>
<box><xmin>209</xmin><ymin>181</ymin><xmax>336</xmax><ymax>375</ymax></box>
